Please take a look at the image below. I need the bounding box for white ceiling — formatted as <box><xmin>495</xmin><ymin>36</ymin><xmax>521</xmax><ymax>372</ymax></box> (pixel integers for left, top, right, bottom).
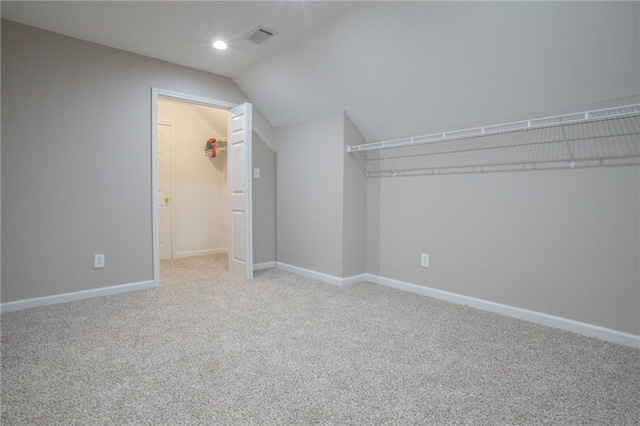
<box><xmin>3</xmin><ymin>1</ymin><xmax>638</xmax><ymax>143</ymax></box>
<box><xmin>1</xmin><ymin>1</ymin><xmax>354</xmax><ymax>77</ymax></box>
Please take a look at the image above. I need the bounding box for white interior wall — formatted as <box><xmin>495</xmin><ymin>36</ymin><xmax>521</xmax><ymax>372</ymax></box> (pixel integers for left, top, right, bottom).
<box><xmin>158</xmin><ymin>99</ymin><xmax>228</xmax><ymax>258</ymax></box>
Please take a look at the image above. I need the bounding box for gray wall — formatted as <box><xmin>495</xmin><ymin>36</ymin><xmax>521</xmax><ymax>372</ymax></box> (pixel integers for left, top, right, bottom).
<box><xmin>1</xmin><ymin>20</ymin><xmax>274</xmax><ymax>302</ymax></box>
<box><xmin>357</xmin><ymin>3</ymin><xmax>640</xmax><ymax>336</ymax></box>
<box><xmin>366</xmin><ymin>178</ymin><xmax>381</xmax><ymax>277</ymax></box>
<box><xmin>0</xmin><ymin>18</ymin><xmax>3</xmax><ymax>303</ymax></box>
<box><xmin>342</xmin><ymin>113</ymin><xmax>367</xmax><ymax>277</ymax></box>
<box><xmin>253</xmin><ymin>132</ymin><xmax>276</xmax><ymax>264</ymax></box>
<box><xmin>275</xmin><ymin>111</ymin><xmax>367</xmax><ymax>278</ymax></box>
<box><xmin>370</xmin><ymin>166</ymin><xmax>640</xmax><ymax>335</ymax></box>
<box><xmin>275</xmin><ymin>111</ymin><xmax>344</xmax><ymax>277</ymax></box>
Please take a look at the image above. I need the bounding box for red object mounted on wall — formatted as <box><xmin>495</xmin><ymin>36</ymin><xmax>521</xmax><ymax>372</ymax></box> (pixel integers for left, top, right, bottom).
<box><xmin>205</xmin><ymin>138</ymin><xmax>217</xmax><ymax>158</ymax></box>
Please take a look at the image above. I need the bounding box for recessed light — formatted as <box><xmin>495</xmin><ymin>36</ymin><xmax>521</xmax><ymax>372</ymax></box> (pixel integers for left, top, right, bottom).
<box><xmin>213</xmin><ymin>40</ymin><xmax>228</xmax><ymax>50</ymax></box>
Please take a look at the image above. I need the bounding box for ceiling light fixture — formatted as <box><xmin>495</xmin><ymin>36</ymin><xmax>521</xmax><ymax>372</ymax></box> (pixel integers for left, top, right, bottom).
<box><xmin>212</xmin><ymin>40</ymin><xmax>228</xmax><ymax>50</ymax></box>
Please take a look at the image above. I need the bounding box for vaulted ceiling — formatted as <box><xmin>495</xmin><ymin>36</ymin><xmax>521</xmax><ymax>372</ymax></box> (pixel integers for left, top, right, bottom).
<box><xmin>3</xmin><ymin>1</ymin><xmax>638</xmax><ymax>144</ymax></box>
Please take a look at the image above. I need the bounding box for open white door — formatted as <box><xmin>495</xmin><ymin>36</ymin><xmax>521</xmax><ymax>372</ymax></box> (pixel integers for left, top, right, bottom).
<box><xmin>157</xmin><ymin>123</ymin><xmax>173</xmax><ymax>260</ymax></box>
<box><xmin>227</xmin><ymin>103</ymin><xmax>253</xmax><ymax>279</ymax></box>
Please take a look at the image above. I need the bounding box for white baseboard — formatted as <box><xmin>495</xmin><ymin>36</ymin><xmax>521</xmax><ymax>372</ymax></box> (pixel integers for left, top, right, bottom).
<box><xmin>361</xmin><ymin>273</ymin><xmax>379</xmax><ymax>284</ymax></box>
<box><xmin>275</xmin><ymin>262</ymin><xmax>368</xmax><ymax>286</ymax></box>
<box><xmin>276</xmin><ymin>262</ymin><xmax>344</xmax><ymax>286</ymax></box>
<box><xmin>173</xmin><ymin>248</ymin><xmax>227</xmax><ymax>258</ymax></box>
<box><xmin>372</xmin><ymin>275</ymin><xmax>639</xmax><ymax>349</ymax></box>
<box><xmin>342</xmin><ymin>273</ymin><xmax>370</xmax><ymax>286</ymax></box>
<box><xmin>5</xmin><ymin>265</ymin><xmax>636</xmax><ymax>349</ymax></box>
<box><xmin>0</xmin><ymin>280</ymin><xmax>156</xmax><ymax>313</ymax></box>
<box><xmin>254</xmin><ymin>261</ymin><xmax>276</xmax><ymax>271</ymax></box>
<box><xmin>272</xmin><ymin>264</ymin><xmax>639</xmax><ymax>349</ymax></box>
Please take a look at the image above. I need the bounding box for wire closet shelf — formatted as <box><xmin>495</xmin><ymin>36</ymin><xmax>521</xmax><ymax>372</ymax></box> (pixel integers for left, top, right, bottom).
<box><xmin>347</xmin><ymin>104</ymin><xmax>640</xmax><ymax>177</ymax></box>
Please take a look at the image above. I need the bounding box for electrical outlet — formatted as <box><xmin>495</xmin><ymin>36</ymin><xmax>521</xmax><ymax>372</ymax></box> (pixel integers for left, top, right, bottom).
<box><xmin>421</xmin><ymin>253</ymin><xmax>429</xmax><ymax>268</ymax></box>
<box><xmin>94</xmin><ymin>254</ymin><xmax>105</xmax><ymax>269</ymax></box>
<box><xmin>254</xmin><ymin>168</ymin><xmax>261</xmax><ymax>179</ymax></box>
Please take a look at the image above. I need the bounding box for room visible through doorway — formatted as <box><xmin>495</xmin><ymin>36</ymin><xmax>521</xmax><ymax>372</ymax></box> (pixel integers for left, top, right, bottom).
<box><xmin>158</xmin><ymin>98</ymin><xmax>229</xmax><ymax>263</ymax></box>
<box><xmin>152</xmin><ymin>88</ymin><xmax>254</xmax><ymax>284</ymax></box>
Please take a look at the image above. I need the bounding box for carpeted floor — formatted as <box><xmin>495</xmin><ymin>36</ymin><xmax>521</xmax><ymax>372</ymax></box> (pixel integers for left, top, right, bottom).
<box><xmin>2</xmin><ymin>254</ymin><xmax>639</xmax><ymax>424</ymax></box>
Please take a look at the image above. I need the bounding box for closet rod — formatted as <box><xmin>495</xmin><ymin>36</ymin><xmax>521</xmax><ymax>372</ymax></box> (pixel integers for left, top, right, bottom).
<box><xmin>348</xmin><ymin>104</ymin><xmax>640</xmax><ymax>153</ymax></box>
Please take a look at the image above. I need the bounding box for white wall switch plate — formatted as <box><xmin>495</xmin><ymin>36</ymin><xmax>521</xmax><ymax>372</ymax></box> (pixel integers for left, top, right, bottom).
<box><xmin>421</xmin><ymin>253</ymin><xmax>429</xmax><ymax>268</ymax></box>
<box><xmin>94</xmin><ymin>254</ymin><xmax>105</xmax><ymax>269</ymax></box>
<box><xmin>253</xmin><ymin>168</ymin><xmax>261</xmax><ymax>179</ymax></box>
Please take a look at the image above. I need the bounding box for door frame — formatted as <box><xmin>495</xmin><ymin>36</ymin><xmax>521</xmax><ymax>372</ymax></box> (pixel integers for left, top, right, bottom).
<box><xmin>151</xmin><ymin>88</ymin><xmax>237</xmax><ymax>286</ymax></box>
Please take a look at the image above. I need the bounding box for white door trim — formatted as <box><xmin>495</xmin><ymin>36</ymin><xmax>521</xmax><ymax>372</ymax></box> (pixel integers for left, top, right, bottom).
<box><xmin>151</xmin><ymin>88</ymin><xmax>238</xmax><ymax>286</ymax></box>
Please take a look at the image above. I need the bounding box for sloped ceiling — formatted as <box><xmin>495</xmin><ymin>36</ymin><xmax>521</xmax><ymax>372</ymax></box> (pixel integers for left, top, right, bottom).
<box><xmin>2</xmin><ymin>1</ymin><xmax>639</xmax><ymax>144</ymax></box>
<box><xmin>235</xmin><ymin>1</ymin><xmax>639</xmax><ymax>142</ymax></box>
<box><xmin>158</xmin><ymin>98</ymin><xmax>228</xmax><ymax>149</ymax></box>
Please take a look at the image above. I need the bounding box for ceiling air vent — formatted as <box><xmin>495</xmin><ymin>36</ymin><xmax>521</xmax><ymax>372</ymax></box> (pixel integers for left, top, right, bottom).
<box><xmin>243</xmin><ymin>26</ymin><xmax>278</xmax><ymax>45</ymax></box>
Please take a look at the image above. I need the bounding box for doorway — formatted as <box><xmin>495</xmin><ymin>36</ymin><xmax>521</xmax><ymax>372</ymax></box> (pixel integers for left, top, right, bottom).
<box><xmin>158</xmin><ymin>98</ymin><xmax>229</xmax><ymax>261</ymax></box>
<box><xmin>151</xmin><ymin>88</ymin><xmax>253</xmax><ymax>284</ymax></box>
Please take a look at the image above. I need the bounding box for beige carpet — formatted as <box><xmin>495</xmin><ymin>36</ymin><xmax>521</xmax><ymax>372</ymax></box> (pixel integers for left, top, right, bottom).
<box><xmin>2</xmin><ymin>254</ymin><xmax>639</xmax><ymax>424</ymax></box>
